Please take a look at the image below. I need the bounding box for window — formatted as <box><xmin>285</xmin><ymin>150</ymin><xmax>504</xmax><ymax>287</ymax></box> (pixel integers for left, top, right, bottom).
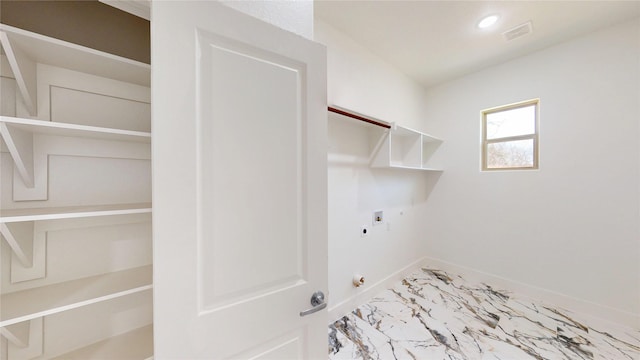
<box><xmin>482</xmin><ymin>99</ymin><xmax>539</xmax><ymax>171</ymax></box>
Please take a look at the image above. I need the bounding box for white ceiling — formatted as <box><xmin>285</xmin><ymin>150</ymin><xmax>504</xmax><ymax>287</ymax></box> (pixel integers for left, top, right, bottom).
<box><xmin>315</xmin><ymin>1</ymin><xmax>640</xmax><ymax>89</ymax></box>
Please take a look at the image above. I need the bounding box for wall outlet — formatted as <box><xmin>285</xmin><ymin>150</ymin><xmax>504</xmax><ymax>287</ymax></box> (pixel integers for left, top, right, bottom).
<box><xmin>373</xmin><ymin>210</ymin><xmax>383</xmax><ymax>225</ymax></box>
<box><xmin>361</xmin><ymin>225</ymin><xmax>369</xmax><ymax>237</ymax></box>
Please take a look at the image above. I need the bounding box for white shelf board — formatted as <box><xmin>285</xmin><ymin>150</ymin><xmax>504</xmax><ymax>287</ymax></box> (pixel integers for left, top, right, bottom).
<box><xmin>51</xmin><ymin>324</ymin><xmax>153</xmax><ymax>360</ymax></box>
<box><xmin>0</xmin><ymin>24</ymin><xmax>150</xmax><ymax>87</ymax></box>
<box><xmin>0</xmin><ymin>203</ymin><xmax>152</xmax><ymax>223</ymax></box>
<box><xmin>0</xmin><ymin>116</ymin><xmax>151</xmax><ymax>143</ymax></box>
<box><xmin>389</xmin><ymin>164</ymin><xmax>443</xmax><ymax>171</ymax></box>
<box><xmin>0</xmin><ymin>265</ymin><xmax>152</xmax><ymax>327</ymax></box>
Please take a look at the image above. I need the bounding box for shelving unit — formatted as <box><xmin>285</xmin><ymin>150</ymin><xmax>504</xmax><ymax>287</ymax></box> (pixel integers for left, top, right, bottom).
<box><xmin>1</xmin><ymin>22</ymin><xmax>152</xmax><ymax>359</ymax></box>
<box><xmin>371</xmin><ymin>124</ymin><xmax>443</xmax><ymax>170</ymax></box>
<box><xmin>329</xmin><ymin>105</ymin><xmax>443</xmax><ymax>171</ymax></box>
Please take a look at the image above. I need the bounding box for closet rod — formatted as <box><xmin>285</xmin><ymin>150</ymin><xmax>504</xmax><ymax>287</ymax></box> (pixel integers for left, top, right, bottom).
<box><xmin>328</xmin><ymin>107</ymin><xmax>391</xmax><ymax>129</ymax></box>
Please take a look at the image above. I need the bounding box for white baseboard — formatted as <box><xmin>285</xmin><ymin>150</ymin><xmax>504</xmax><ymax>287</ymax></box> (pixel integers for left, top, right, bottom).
<box><xmin>327</xmin><ymin>257</ymin><xmax>426</xmax><ymax>322</ymax></box>
<box><xmin>423</xmin><ymin>256</ymin><xmax>639</xmax><ymax>331</ymax></box>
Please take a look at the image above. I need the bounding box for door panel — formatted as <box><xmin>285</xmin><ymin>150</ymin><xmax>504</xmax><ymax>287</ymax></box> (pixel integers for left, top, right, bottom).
<box><xmin>198</xmin><ymin>30</ymin><xmax>306</xmax><ymax>310</ymax></box>
<box><xmin>152</xmin><ymin>2</ymin><xmax>327</xmax><ymax>359</ymax></box>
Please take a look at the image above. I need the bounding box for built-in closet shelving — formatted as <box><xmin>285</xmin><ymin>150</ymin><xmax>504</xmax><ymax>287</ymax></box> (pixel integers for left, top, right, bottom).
<box><xmin>330</xmin><ymin>105</ymin><xmax>443</xmax><ymax>171</ymax></box>
<box><xmin>0</xmin><ymin>24</ymin><xmax>152</xmax><ymax>360</ymax></box>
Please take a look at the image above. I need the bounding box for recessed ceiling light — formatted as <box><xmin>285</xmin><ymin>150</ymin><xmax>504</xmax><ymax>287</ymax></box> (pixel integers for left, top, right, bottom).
<box><xmin>478</xmin><ymin>15</ymin><xmax>499</xmax><ymax>29</ymax></box>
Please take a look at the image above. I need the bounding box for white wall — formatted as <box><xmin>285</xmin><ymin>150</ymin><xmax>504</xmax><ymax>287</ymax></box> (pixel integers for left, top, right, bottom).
<box><xmin>221</xmin><ymin>0</ymin><xmax>313</xmax><ymax>39</ymax></box>
<box><xmin>315</xmin><ymin>21</ymin><xmax>440</xmax><ymax>319</ymax></box>
<box><xmin>422</xmin><ymin>19</ymin><xmax>640</xmax><ymax>328</ymax></box>
<box><xmin>316</xmin><ymin>21</ymin><xmax>430</xmax><ymax>131</ymax></box>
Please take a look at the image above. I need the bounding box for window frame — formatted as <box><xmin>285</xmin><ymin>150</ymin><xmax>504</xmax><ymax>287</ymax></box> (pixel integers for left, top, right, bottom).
<box><xmin>481</xmin><ymin>98</ymin><xmax>539</xmax><ymax>171</ymax></box>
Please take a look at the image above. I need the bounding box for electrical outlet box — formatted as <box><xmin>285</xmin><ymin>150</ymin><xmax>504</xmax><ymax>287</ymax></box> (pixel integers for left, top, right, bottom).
<box><xmin>373</xmin><ymin>210</ymin><xmax>383</xmax><ymax>225</ymax></box>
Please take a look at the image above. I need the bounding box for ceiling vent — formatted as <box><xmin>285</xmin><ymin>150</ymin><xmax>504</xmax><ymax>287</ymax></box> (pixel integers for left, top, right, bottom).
<box><xmin>503</xmin><ymin>21</ymin><xmax>533</xmax><ymax>41</ymax></box>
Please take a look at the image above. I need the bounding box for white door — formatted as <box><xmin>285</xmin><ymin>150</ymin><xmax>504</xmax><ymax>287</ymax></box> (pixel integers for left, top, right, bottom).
<box><xmin>152</xmin><ymin>1</ymin><xmax>327</xmax><ymax>359</ymax></box>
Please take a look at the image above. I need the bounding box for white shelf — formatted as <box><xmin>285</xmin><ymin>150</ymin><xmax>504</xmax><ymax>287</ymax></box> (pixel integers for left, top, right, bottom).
<box><xmin>0</xmin><ymin>116</ymin><xmax>151</xmax><ymax>143</ymax></box>
<box><xmin>0</xmin><ymin>115</ymin><xmax>151</xmax><ymax>201</ymax></box>
<box><xmin>328</xmin><ymin>105</ymin><xmax>443</xmax><ymax>171</ymax></box>
<box><xmin>0</xmin><ymin>24</ymin><xmax>150</xmax><ymax>87</ymax></box>
<box><xmin>0</xmin><ymin>265</ymin><xmax>152</xmax><ymax>327</ymax></box>
<box><xmin>388</xmin><ymin>164</ymin><xmax>442</xmax><ymax>171</ymax></box>
<box><xmin>373</xmin><ymin>124</ymin><xmax>443</xmax><ymax>171</ymax></box>
<box><xmin>51</xmin><ymin>324</ymin><xmax>153</xmax><ymax>360</ymax></box>
<box><xmin>0</xmin><ymin>203</ymin><xmax>152</xmax><ymax>223</ymax></box>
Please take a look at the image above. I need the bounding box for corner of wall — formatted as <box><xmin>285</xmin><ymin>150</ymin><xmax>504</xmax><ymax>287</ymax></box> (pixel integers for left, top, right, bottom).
<box><xmin>320</xmin><ymin>20</ymin><xmax>440</xmax><ymax>319</ymax></box>
<box><xmin>423</xmin><ymin>256</ymin><xmax>640</xmax><ymax>330</ymax></box>
<box><xmin>328</xmin><ymin>257</ymin><xmax>428</xmax><ymax>321</ymax></box>
<box><xmin>421</xmin><ymin>18</ymin><xmax>640</xmax><ymax>330</ymax></box>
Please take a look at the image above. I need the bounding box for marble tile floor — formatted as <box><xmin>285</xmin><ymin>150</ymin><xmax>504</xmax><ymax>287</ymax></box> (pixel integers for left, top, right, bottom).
<box><xmin>328</xmin><ymin>267</ymin><xmax>640</xmax><ymax>359</ymax></box>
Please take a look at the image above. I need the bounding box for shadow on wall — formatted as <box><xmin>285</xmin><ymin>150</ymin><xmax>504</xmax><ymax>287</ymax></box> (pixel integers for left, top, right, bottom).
<box><xmin>366</xmin><ymin>168</ymin><xmax>442</xmax><ymax>209</ymax></box>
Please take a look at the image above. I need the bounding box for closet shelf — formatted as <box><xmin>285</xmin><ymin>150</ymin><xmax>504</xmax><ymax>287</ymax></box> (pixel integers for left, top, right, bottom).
<box><xmin>0</xmin><ymin>24</ymin><xmax>150</xmax><ymax>88</ymax></box>
<box><xmin>0</xmin><ymin>116</ymin><xmax>151</xmax><ymax>143</ymax></box>
<box><xmin>51</xmin><ymin>324</ymin><xmax>153</xmax><ymax>360</ymax></box>
<box><xmin>0</xmin><ymin>116</ymin><xmax>151</xmax><ymax>202</ymax></box>
<box><xmin>0</xmin><ymin>203</ymin><xmax>152</xmax><ymax>223</ymax></box>
<box><xmin>0</xmin><ymin>265</ymin><xmax>152</xmax><ymax>327</ymax></box>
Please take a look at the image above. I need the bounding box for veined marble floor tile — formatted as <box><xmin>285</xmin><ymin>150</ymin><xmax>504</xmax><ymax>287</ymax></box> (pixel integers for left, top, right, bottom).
<box><xmin>330</xmin><ymin>310</ymin><xmax>416</xmax><ymax>359</ymax></box>
<box><xmin>355</xmin><ymin>290</ymin><xmax>457</xmax><ymax>359</ymax></box>
<box><xmin>329</xmin><ymin>267</ymin><xmax>640</xmax><ymax>360</ymax></box>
